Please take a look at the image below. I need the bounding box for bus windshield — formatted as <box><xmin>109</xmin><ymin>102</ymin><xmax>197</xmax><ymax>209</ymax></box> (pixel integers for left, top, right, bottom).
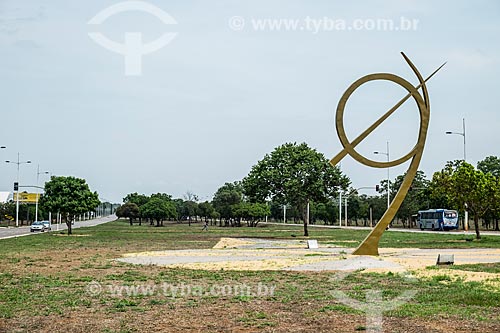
<box><xmin>444</xmin><ymin>211</ymin><xmax>457</xmax><ymax>218</ymax></box>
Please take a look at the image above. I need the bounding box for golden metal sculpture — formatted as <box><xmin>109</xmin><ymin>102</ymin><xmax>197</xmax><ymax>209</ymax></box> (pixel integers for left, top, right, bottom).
<box><xmin>330</xmin><ymin>52</ymin><xmax>446</xmax><ymax>255</ymax></box>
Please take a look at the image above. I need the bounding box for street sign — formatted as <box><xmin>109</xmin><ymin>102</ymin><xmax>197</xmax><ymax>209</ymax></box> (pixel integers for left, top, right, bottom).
<box><xmin>13</xmin><ymin>192</ymin><xmax>39</xmax><ymax>203</ymax></box>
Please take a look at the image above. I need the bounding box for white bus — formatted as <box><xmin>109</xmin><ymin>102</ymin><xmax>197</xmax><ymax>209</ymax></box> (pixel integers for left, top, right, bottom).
<box><xmin>417</xmin><ymin>209</ymin><xmax>459</xmax><ymax>231</ymax></box>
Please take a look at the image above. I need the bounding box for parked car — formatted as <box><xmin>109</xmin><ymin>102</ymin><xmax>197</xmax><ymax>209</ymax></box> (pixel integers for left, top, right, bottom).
<box><xmin>30</xmin><ymin>221</ymin><xmax>49</xmax><ymax>232</ymax></box>
<box><xmin>40</xmin><ymin>220</ymin><xmax>51</xmax><ymax>231</ymax></box>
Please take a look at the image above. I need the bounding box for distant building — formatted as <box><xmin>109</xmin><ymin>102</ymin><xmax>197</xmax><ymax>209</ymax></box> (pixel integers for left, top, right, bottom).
<box><xmin>0</xmin><ymin>192</ymin><xmax>12</xmax><ymax>203</ymax></box>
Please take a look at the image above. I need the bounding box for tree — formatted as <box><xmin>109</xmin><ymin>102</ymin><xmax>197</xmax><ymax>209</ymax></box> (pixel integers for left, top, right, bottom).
<box><xmin>310</xmin><ymin>201</ymin><xmax>338</xmax><ymax>225</ymax></box>
<box><xmin>140</xmin><ymin>197</ymin><xmax>177</xmax><ymax>227</ymax></box>
<box><xmin>432</xmin><ymin>162</ymin><xmax>496</xmax><ymax>239</ymax></box>
<box><xmin>477</xmin><ymin>156</ymin><xmax>500</xmax><ymax>178</ymax></box>
<box><xmin>198</xmin><ymin>201</ymin><xmax>215</xmax><ymax>223</ymax></box>
<box><xmin>123</xmin><ymin>192</ymin><xmax>150</xmax><ymax>206</ymax></box>
<box><xmin>428</xmin><ymin>161</ymin><xmax>459</xmax><ymax>210</ymax></box>
<box><xmin>452</xmin><ymin>163</ymin><xmax>497</xmax><ymax>239</ymax></box>
<box><xmin>173</xmin><ymin>198</ymin><xmax>185</xmax><ymax>222</ymax></box>
<box><xmin>40</xmin><ymin>176</ymin><xmax>99</xmax><ymax>235</ymax></box>
<box><xmin>242</xmin><ymin>142</ymin><xmax>350</xmax><ymax>236</ymax></box>
<box><xmin>0</xmin><ymin>202</ymin><xmax>15</xmax><ymax>226</ymax></box>
<box><xmin>151</xmin><ymin>193</ymin><xmax>173</xmax><ymax>202</ymax></box>
<box><xmin>390</xmin><ymin>170</ymin><xmax>430</xmax><ymax>227</ymax></box>
<box><xmin>478</xmin><ymin>156</ymin><xmax>500</xmax><ymax>231</ymax></box>
<box><xmin>365</xmin><ymin>195</ymin><xmax>387</xmax><ymax>223</ymax></box>
<box><xmin>233</xmin><ymin>202</ymin><xmax>270</xmax><ymax>227</ymax></box>
<box><xmin>123</xmin><ymin>193</ymin><xmax>150</xmax><ymax>224</ymax></box>
<box><xmin>182</xmin><ymin>200</ymin><xmax>198</xmax><ymax>226</ymax></box>
<box><xmin>116</xmin><ymin>202</ymin><xmax>140</xmax><ymax>225</ymax></box>
<box><xmin>184</xmin><ymin>191</ymin><xmax>199</xmax><ymax>202</ymax></box>
<box><xmin>212</xmin><ymin>182</ymin><xmax>243</xmax><ymax>226</ymax></box>
<box><xmin>181</xmin><ymin>191</ymin><xmax>200</xmax><ymax>226</ymax></box>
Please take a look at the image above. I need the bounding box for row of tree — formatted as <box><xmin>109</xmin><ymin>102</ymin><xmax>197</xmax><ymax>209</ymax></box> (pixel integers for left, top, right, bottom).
<box><xmin>118</xmin><ymin>143</ymin><xmax>348</xmax><ymax>235</ymax></box>
<box><xmin>116</xmin><ymin>142</ymin><xmax>500</xmax><ymax>240</ymax></box>
<box><xmin>117</xmin><ymin>186</ymin><xmax>272</xmax><ymax>228</ymax></box>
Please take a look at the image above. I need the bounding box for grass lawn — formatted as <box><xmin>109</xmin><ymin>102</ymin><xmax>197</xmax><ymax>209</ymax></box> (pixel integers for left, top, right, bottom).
<box><xmin>0</xmin><ymin>219</ymin><xmax>499</xmax><ymax>332</ymax></box>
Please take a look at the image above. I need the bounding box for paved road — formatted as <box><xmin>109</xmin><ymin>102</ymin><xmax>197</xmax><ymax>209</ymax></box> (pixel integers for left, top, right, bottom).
<box><xmin>0</xmin><ymin>215</ymin><xmax>117</xmax><ymax>240</ymax></box>
<box><xmin>262</xmin><ymin>222</ymin><xmax>500</xmax><ymax>236</ymax></box>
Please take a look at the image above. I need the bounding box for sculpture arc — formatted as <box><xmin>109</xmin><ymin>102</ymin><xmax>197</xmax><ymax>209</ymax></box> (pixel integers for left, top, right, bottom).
<box><xmin>330</xmin><ymin>52</ymin><xmax>441</xmax><ymax>256</ymax></box>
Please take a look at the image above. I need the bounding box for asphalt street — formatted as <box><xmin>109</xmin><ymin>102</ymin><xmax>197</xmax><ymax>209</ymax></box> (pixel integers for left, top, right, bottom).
<box><xmin>0</xmin><ymin>215</ymin><xmax>117</xmax><ymax>240</ymax></box>
<box><xmin>262</xmin><ymin>222</ymin><xmax>500</xmax><ymax>236</ymax></box>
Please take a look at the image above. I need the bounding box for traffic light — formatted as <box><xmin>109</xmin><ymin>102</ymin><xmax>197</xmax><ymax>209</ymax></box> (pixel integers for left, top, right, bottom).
<box><xmin>13</xmin><ymin>182</ymin><xmax>18</xmax><ymax>191</ymax></box>
<box><xmin>375</xmin><ymin>184</ymin><xmax>380</xmax><ymax>191</ymax></box>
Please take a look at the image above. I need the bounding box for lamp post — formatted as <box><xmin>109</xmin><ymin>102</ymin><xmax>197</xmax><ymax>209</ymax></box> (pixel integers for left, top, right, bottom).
<box><xmin>5</xmin><ymin>153</ymin><xmax>31</xmax><ymax>227</ymax></box>
<box><xmin>374</xmin><ymin>141</ymin><xmax>390</xmax><ymax>210</ymax></box>
<box><xmin>445</xmin><ymin>118</ymin><xmax>466</xmax><ymax>161</ymax></box>
<box><xmin>35</xmin><ymin>164</ymin><xmax>50</xmax><ymax>222</ymax></box>
<box><xmin>446</xmin><ymin>118</ymin><xmax>467</xmax><ymax>230</ymax></box>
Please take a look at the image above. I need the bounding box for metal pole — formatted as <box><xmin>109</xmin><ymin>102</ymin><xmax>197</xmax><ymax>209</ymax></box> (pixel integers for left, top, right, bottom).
<box><xmin>339</xmin><ymin>162</ymin><xmax>342</xmax><ymax>227</ymax></box>
<box><xmin>35</xmin><ymin>164</ymin><xmax>40</xmax><ymax>222</ymax></box>
<box><xmin>464</xmin><ymin>210</ymin><xmax>469</xmax><ymax>231</ymax></box>
<box><xmin>386</xmin><ymin>141</ymin><xmax>390</xmax><ymax>210</ymax></box>
<box><xmin>463</xmin><ymin>119</ymin><xmax>468</xmax><ymax>231</ymax></box>
<box><xmin>15</xmin><ymin>153</ymin><xmax>20</xmax><ymax>227</ymax></box>
<box><xmin>339</xmin><ymin>192</ymin><xmax>342</xmax><ymax>227</ymax></box>
<box><xmin>463</xmin><ymin>118</ymin><xmax>466</xmax><ymax>161</ymax></box>
<box><xmin>344</xmin><ymin>196</ymin><xmax>348</xmax><ymax>226</ymax></box>
<box><xmin>369</xmin><ymin>206</ymin><xmax>373</xmax><ymax>227</ymax></box>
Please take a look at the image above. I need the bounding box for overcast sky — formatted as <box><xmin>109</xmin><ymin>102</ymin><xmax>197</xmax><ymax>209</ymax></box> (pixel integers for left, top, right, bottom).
<box><xmin>0</xmin><ymin>0</ymin><xmax>498</xmax><ymax>203</ymax></box>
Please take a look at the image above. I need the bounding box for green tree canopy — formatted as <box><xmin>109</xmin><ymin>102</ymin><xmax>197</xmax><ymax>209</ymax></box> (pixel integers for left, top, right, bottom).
<box><xmin>116</xmin><ymin>202</ymin><xmax>140</xmax><ymax>225</ymax></box>
<box><xmin>198</xmin><ymin>201</ymin><xmax>215</xmax><ymax>222</ymax></box>
<box><xmin>450</xmin><ymin>162</ymin><xmax>496</xmax><ymax>239</ymax></box>
<box><xmin>477</xmin><ymin>156</ymin><xmax>500</xmax><ymax>178</ymax></box>
<box><xmin>233</xmin><ymin>202</ymin><xmax>270</xmax><ymax>227</ymax></box>
<box><xmin>390</xmin><ymin>170</ymin><xmax>430</xmax><ymax>225</ymax></box>
<box><xmin>212</xmin><ymin>182</ymin><xmax>243</xmax><ymax>223</ymax></box>
<box><xmin>478</xmin><ymin>156</ymin><xmax>500</xmax><ymax>231</ymax></box>
<box><xmin>123</xmin><ymin>192</ymin><xmax>150</xmax><ymax>206</ymax></box>
<box><xmin>242</xmin><ymin>142</ymin><xmax>350</xmax><ymax>236</ymax></box>
<box><xmin>140</xmin><ymin>197</ymin><xmax>177</xmax><ymax>227</ymax></box>
<box><xmin>123</xmin><ymin>192</ymin><xmax>150</xmax><ymax>223</ymax></box>
<box><xmin>40</xmin><ymin>176</ymin><xmax>99</xmax><ymax>234</ymax></box>
<box><xmin>430</xmin><ymin>161</ymin><xmax>497</xmax><ymax>239</ymax></box>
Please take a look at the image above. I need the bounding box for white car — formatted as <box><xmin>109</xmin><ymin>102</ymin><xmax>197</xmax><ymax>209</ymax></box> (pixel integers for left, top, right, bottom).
<box><xmin>30</xmin><ymin>221</ymin><xmax>50</xmax><ymax>232</ymax></box>
<box><xmin>41</xmin><ymin>220</ymin><xmax>52</xmax><ymax>231</ymax></box>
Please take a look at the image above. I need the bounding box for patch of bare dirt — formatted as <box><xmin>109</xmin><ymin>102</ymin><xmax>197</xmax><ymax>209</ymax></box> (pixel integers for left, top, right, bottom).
<box><xmin>1</xmin><ymin>300</ymin><xmax>498</xmax><ymax>333</ymax></box>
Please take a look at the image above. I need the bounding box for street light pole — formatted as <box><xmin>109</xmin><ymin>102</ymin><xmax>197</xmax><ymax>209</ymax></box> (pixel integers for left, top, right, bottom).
<box><xmin>386</xmin><ymin>141</ymin><xmax>390</xmax><ymax>209</ymax></box>
<box><xmin>462</xmin><ymin>118</ymin><xmax>466</xmax><ymax>162</ymax></box>
<box><xmin>35</xmin><ymin>164</ymin><xmax>49</xmax><ymax>222</ymax></box>
<box><xmin>339</xmin><ymin>162</ymin><xmax>342</xmax><ymax>227</ymax></box>
<box><xmin>446</xmin><ymin>118</ymin><xmax>468</xmax><ymax>230</ymax></box>
<box><xmin>445</xmin><ymin>118</ymin><xmax>466</xmax><ymax>161</ymax></box>
<box><xmin>6</xmin><ymin>153</ymin><xmax>31</xmax><ymax>227</ymax></box>
<box><xmin>374</xmin><ymin>141</ymin><xmax>390</xmax><ymax>210</ymax></box>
